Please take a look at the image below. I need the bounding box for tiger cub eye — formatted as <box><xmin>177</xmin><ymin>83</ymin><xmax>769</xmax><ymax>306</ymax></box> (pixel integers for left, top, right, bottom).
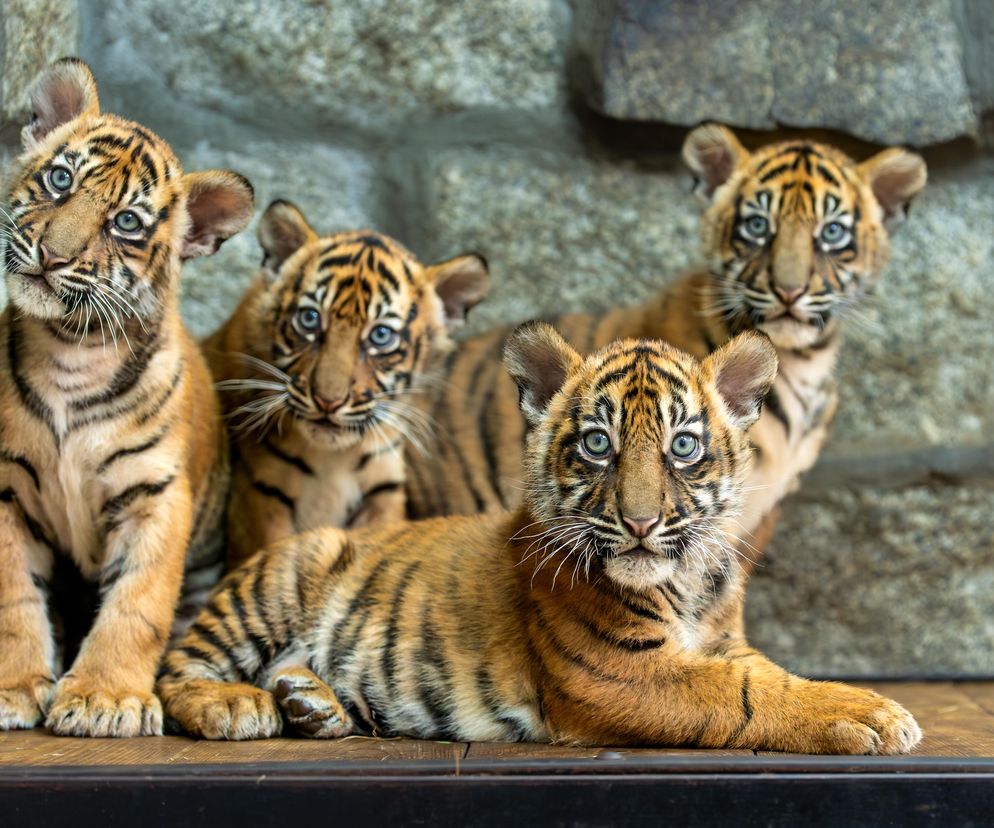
<box><xmin>743</xmin><ymin>215</ymin><xmax>769</xmax><ymax>239</ymax></box>
<box><xmin>49</xmin><ymin>166</ymin><xmax>73</xmax><ymax>192</ymax></box>
<box><xmin>820</xmin><ymin>221</ymin><xmax>847</xmax><ymax>246</ymax></box>
<box><xmin>114</xmin><ymin>210</ymin><xmax>143</xmax><ymax>232</ymax></box>
<box><xmin>582</xmin><ymin>429</ymin><xmax>611</xmax><ymax>457</ymax></box>
<box><xmin>671</xmin><ymin>432</ymin><xmax>700</xmax><ymax>459</ymax></box>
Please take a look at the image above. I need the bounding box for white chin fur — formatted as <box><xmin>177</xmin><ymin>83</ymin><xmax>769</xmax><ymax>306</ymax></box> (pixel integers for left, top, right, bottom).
<box><xmin>604</xmin><ymin>554</ymin><xmax>678</xmax><ymax>590</ymax></box>
<box><xmin>6</xmin><ymin>275</ymin><xmax>65</xmax><ymax>319</ymax></box>
<box><xmin>301</xmin><ymin>420</ymin><xmax>366</xmax><ymax>450</ymax></box>
<box><xmin>757</xmin><ymin>316</ymin><xmax>825</xmax><ymax>350</ymax></box>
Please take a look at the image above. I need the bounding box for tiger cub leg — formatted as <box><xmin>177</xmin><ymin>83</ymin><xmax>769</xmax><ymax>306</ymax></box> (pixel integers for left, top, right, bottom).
<box><xmin>47</xmin><ymin>486</ymin><xmax>195</xmax><ymax>737</ymax></box>
<box><xmin>268</xmin><ymin>665</ymin><xmax>354</xmax><ymax>738</ymax></box>
<box><xmin>160</xmin><ymin>530</ymin><xmax>351</xmax><ymax>739</ymax></box>
<box><xmin>0</xmin><ymin>503</ymin><xmax>57</xmax><ymax>729</ymax></box>
<box><xmin>697</xmin><ymin>647</ymin><xmax>921</xmax><ymax>754</ymax></box>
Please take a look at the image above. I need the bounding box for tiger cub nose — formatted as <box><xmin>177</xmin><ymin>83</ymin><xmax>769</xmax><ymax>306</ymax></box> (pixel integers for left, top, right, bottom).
<box><xmin>622</xmin><ymin>514</ymin><xmax>661</xmax><ymax>539</ymax></box>
<box><xmin>39</xmin><ymin>243</ymin><xmax>72</xmax><ymax>270</ymax></box>
<box><xmin>774</xmin><ymin>285</ymin><xmax>805</xmax><ymax>305</ymax></box>
<box><xmin>313</xmin><ymin>393</ymin><xmax>346</xmax><ymax>413</ymax></box>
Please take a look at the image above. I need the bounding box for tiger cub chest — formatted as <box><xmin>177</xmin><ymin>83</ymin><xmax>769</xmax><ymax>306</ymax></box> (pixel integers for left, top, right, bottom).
<box><xmin>242</xmin><ymin>432</ymin><xmax>406</xmax><ymax>532</ymax></box>
<box><xmin>743</xmin><ymin>344</ymin><xmax>839</xmax><ymax>528</ymax></box>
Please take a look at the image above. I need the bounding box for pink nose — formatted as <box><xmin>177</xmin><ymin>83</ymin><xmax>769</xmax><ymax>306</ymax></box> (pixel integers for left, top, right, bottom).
<box><xmin>39</xmin><ymin>244</ymin><xmax>71</xmax><ymax>270</ymax></box>
<box><xmin>622</xmin><ymin>514</ymin><xmax>660</xmax><ymax>539</ymax></box>
<box><xmin>313</xmin><ymin>393</ymin><xmax>346</xmax><ymax>413</ymax></box>
<box><xmin>774</xmin><ymin>285</ymin><xmax>805</xmax><ymax>305</ymax></box>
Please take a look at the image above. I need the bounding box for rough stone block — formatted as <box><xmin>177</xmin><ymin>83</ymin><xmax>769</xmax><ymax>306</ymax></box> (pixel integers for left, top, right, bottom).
<box><xmin>577</xmin><ymin>0</ymin><xmax>978</xmax><ymax>145</ymax></box>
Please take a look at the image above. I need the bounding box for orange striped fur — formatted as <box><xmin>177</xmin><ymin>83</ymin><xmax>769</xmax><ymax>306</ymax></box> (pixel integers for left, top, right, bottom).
<box><xmin>407</xmin><ymin>125</ymin><xmax>927</xmax><ymax>572</ymax></box>
<box><xmin>160</xmin><ymin>324</ymin><xmax>920</xmax><ymax>754</ymax></box>
<box><xmin>205</xmin><ymin>200</ymin><xmax>489</xmax><ymax>566</ymax></box>
<box><xmin>0</xmin><ymin>59</ymin><xmax>253</xmax><ymax>737</ymax></box>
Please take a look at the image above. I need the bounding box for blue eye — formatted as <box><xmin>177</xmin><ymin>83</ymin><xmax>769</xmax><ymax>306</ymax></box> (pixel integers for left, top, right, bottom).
<box><xmin>742</xmin><ymin>215</ymin><xmax>769</xmax><ymax>239</ymax></box>
<box><xmin>582</xmin><ymin>429</ymin><xmax>611</xmax><ymax>457</ymax></box>
<box><xmin>295</xmin><ymin>306</ymin><xmax>321</xmax><ymax>332</ymax></box>
<box><xmin>820</xmin><ymin>221</ymin><xmax>848</xmax><ymax>246</ymax></box>
<box><xmin>368</xmin><ymin>324</ymin><xmax>397</xmax><ymax>349</ymax></box>
<box><xmin>671</xmin><ymin>432</ymin><xmax>700</xmax><ymax>460</ymax></box>
<box><xmin>49</xmin><ymin>166</ymin><xmax>72</xmax><ymax>192</ymax></box>
<box><xmin>114</xmin><ymin>210</ymin><xmax>142</xmax><ymax>232</ymax></box>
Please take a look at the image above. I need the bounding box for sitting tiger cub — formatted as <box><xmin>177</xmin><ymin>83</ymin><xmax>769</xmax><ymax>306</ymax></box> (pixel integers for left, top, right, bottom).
<box><xmin>160</xmin><ymin>324</ymin><xmax>920</xmax><ymax>754</ymax></box>
<box><xmin>204</xmin><ymin>200</ymin><xmax>489</xmax><ymax>566</ymax></box>
<box><xmin>0</xmin><ymin>59</ymin><xmax>254</xmax><ymax>736</ymax></box>
<box><xmin>407</xmin><ymin>125</ymin><xmax>927</xmax><ymax>566</ymax></box>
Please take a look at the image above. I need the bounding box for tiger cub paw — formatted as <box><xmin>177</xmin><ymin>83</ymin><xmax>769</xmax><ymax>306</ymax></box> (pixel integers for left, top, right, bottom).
<box><xmin>795</xmin><ymin>683</ymin><xmax>922</xmax><ymax>755</ymax></box>
<box><xmin>0</xmin><ymin>677</ymin><xmax>55</xmax><ymax>730</ymax></box>
<box><xmin>161</xmin><ymin>680</ymin><xmax>282</xmax><ymax>740</ymax></box>
<box><xmin>272</xmin><ymin>668</ymin><xmax>353</xmax><ymax>739</ymax></box>
<box><xmin>47</xmin><ymin>678</ymin><xmax>162</xmax><ymax>737</ymax></box>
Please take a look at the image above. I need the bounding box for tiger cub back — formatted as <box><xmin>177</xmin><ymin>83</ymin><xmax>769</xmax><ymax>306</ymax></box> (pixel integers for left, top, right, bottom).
<box><xmin>205</xmin><ymin>200</ymin><xmax>490</xmax><ymax>566</ymax></box>
<box><xmin>161</xmin><ymin>323</ymin><xmax>920</xmax><ymax>755</ymax></box>
<box><xmin>0</xmin><ymin>58</ymin><xmax>253</xmax><ymax>737</ymax></box>
<box><xmin>407</xmin><ymin>125</ymin><xmax>927</xmax><ymax>559</ymax></box>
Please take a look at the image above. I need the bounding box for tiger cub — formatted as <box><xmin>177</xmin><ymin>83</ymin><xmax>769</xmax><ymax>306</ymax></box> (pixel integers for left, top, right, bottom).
<box><xmin>204</xmin><ymin>200</ymin><xmax>489</xmax><ymax>566</ymax></box>
<box><xmin>407</xmin><ymin>125</ymin><xmax>927</xmax><ymax>562</ymax></box>
<box><xmin>160</xmin><ymin>324</ymin><xmax>920</xmax><ymax>754</ymax></box>
<box><xmin>0</xmin><ymin>59</ymin><xmax>254</xmax><ymax>737</ymax></box>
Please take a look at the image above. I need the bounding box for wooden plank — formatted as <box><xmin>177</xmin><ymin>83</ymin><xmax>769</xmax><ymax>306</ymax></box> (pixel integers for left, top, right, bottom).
<box><xmin>173</xmin><ymin>735</ymin><xmax>466</xmax><ymax>765</ymax></box>
<box><xmin>958</xmin><ymin>682</ymin><xmax>994</xmax><ymax>717</ymax></box>
<box><xmin>465</xmin><ymin>741</ymin><xmax>752</xmax><ymax>760</ymax></box>
<box><xmin>0</xmin><ymin>730</ymin><xmax>466</xmax><ymax>767</ymax></box>
<box><xmin>868</xmin><ymin>681</ymin><xmax>994</xmax><ymax>757</ymax></box>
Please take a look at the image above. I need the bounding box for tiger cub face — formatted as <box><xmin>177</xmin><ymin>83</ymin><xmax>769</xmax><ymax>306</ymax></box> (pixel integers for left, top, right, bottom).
<box><xmin>2</xmin><ymin>58</ymin><xmax>253</xmax><ymax>327</ymax></box>
<box><xmin>682</xmin><ymin>125</ymin><xmax>927</xmax><ymax>350</ymax></box>
<box><xmin>505</xmin><ymin>323</ymin><xmax>777</xmax><ymax>591</ymax></box>
<box><xmin>223</xmin><ymin>200</ymin><xmax>489</xmax><ymax>448</ymax></box>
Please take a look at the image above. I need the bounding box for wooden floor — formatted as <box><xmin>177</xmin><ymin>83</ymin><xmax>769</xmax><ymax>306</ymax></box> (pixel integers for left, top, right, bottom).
<box><xmin>0</xmin><ymin>681</ymin><xmax>991</xmax><ymax>766</ymax></box>
<box><xmin>2</xmin><ymin>682</ymin><xmax>993</xmax><ymax>828</ymax></box>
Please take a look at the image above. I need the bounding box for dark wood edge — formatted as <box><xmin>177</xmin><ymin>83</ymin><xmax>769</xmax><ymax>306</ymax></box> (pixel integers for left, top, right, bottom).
<box><xmin>2</xmin><ymin>754</ymin><xmax>994</xmax><ymax>781</ymax></box>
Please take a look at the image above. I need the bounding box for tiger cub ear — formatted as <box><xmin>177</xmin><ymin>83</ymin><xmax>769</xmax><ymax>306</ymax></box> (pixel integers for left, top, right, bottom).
<box><xmin>703</xmin><ymin>331</ymin><xmax>779</xmax><ymax>430</ymax></box>
<box><xmin>257</xmin><ymin>199</ymin><xmax>318</xmax><ymax>278</ymax></box>
<box><xmin>503</xmin><ymin>322</ymin><xmax>582</xmax><ymax>426</ymax></box>
<box><xmin>425</xmin><ymin>253</ymin><xmax>490</xmax><ymax>330</ymax></box>
<box><xmin>682</xmin><ymin>123</ymin><xmax>748</xmax><ymax>200</ymax></box>
<box><xmin>858</xmin><ymin>148</ymin><xmax>927</xmax><ymax>232</ymax></box>
<box><xmin>181</xmin><ymin>170</ymin><xmax>255</xmax><ymax>260</ymax></box>
<box><xmin>23</xmin><ymin>57</ymin><xmax>100</xmax><ymax>150</ymax></box>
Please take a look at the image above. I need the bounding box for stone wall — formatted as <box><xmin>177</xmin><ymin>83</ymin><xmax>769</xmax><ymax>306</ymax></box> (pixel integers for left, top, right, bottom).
<box><xmin>1</xmin><ymin>0</ymin><xmax>991</xmax><ymax>676</ymax></box>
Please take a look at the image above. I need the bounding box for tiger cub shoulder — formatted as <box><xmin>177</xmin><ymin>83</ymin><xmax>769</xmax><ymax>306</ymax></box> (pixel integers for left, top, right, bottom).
<box><xmin>206</xmin><ymin>199</ymin><xmax>490</xmax><ymax>565</ymax></box>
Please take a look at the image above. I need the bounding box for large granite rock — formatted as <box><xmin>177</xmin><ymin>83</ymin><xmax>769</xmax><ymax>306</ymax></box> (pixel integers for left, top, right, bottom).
<box><xmin>825</xmin><ymin>170</ymin><xmax>994</xmax><ymax>457</ymax></box>
<box><xmin>748</xmin><ymin>482</ymin><xmax>994</xmax><ymax>677</ymax></box>
<box><xmin>576</xmin><ymin>0</ymin><xmax>978</xmax><ymax>146</ymax></box>
<box><xmin>416</xmin><ymin>145</ymin><xmax>700</xmax><ymax>332</ymax></box>
<box><xmin>81</xmin><ymin>0</ymin><xmax>569</xmax><ymax>131</ymax></box>
<box><xmin>178</xmin><ymin>139</ymin><xmax>378</xmax><ymax>338</ymax></box>
<box><xmin>0</xmin><ymin>0</ymin><xmax>79</xmax><ymax>134</ymax></box>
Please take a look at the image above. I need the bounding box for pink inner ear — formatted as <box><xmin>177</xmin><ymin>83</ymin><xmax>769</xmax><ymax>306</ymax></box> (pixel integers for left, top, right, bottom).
<box><xmin>699</xmin><ymin>144</ymin><xmax>734</xmax><ymax>191</ymax></box>
<box><xmin>713</xmin><ymin>341</ymin><xmax>777</xmax><ymax>424</ymax></box>
<box><xmin>182</xmin><ymin>177</ymin><xmax>253</xmax><ymax>260</ymax></box>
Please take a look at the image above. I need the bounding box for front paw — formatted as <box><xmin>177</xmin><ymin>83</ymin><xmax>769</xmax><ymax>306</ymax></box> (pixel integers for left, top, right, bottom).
<box><xmin>0</xmin><ymin>677</ymin><xmax>55</xmax><ymax>730</ymax></box>
<box><xmin>46</xmin><ymin>679</ymin><xmax>162</xmax><ymax>737</ymax></box>
<box><xmin>272</xmin><ymin>669</ymin><xmax>353</xmax><ymax>739</ymax></box>
<box><xmin>793</xmin><ymin>683</ymin><xmax>922</xmax><ymax>755</ymax></box>
<box><xmin>161</xmin><ymin>680</ymin><xmax>282</xmax><ymax>740</ymax></box>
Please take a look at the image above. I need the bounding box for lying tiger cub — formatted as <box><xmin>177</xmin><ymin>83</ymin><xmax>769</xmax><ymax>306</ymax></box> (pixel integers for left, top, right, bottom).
<box><xmin>407</xmin><ymin>125</ymin><xmax>927</xmax><ymax>567</ymax></box>
<box><xmin>0</xmin><ymin>59</ymin><xmax>253</xmax><ymax>736</ymax></box>
<box><xmin>160</xmin><ymin>324</ymin><xmax>920</xmax><ymax>754</ymax></box>
<box><xmin>204</xmin><ymin>200</ymin><xmax>489</xmax><ymax>566</ymax></box>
